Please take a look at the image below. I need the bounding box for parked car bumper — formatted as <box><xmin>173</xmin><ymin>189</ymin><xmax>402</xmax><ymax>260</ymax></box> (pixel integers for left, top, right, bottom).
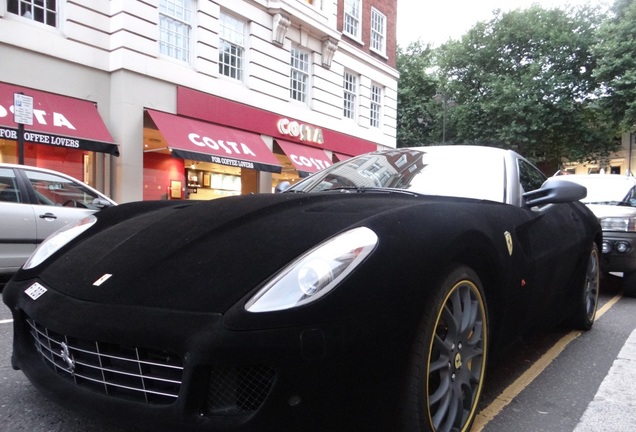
<box><xmin>600</xmin><ymin>231</ymin><xmax>636</xmax><ymax>274</ymax></box>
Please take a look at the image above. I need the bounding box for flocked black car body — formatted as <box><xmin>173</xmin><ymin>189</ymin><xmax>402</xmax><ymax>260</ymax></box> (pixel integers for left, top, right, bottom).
<box><xmin>3</xmin><ymin>146</ymin><xmax>601</xmax><ymax>432</ymax></box>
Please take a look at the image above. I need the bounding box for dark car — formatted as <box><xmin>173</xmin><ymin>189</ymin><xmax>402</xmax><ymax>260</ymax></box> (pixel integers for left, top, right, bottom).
<box><xmin>557</xmin><ymin>174</ymin><xmax>636</xmax><ymax>296</ymax></box>
<box><xmin>0</xmin><ymin>163</ymin><xmax>115</xmax><ymax>278</ymax></box>
<box><xmin>3</xmin><ymin>146</ymin><xmax>601</xmax><ymax>432</ymax></box>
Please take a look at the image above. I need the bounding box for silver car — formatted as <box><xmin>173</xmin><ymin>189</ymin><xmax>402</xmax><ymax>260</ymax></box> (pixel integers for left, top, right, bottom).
<box><xmin>559</xmin><ymin>174</ymin><xmax>636</xmax><ymax>296</ymax></box>
<box><xmin>0</xmin><ymin>163</ymin><xmax>115</xmax><ymax>277</ymax></box>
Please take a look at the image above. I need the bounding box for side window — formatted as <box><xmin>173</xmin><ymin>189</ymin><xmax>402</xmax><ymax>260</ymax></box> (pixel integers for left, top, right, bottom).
<box><xmin>0</xmin><ymin>168</ymin><xmax>22</xmax><ymax>203</ymax></box>
<box><xmin>518</xmin><ymin>159</ymin><xmax>546</xmax><ymax>194</ymax></box>
<box><xmin>23</xmin><ymin>170</ymin><xmax>101</xmax><ymax>208</ymax></box>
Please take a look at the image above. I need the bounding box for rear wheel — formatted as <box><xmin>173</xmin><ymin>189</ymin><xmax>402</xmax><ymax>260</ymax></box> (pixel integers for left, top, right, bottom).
<box><xmin>403</xmin><ymin>266</ymin><xmax>488</xmax><ymax>432</ymax></box>
<box><xmin>570</xmin><ymin>243</ymin><xmax>600</xmax><ymax>330</ymax></box>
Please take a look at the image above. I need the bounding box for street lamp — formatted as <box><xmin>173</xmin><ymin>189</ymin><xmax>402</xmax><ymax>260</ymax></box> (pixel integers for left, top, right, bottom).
<box><xmin>434</xmin><ymin>91</ymin><xmax>455</xmax><ymax>143</ymax></box>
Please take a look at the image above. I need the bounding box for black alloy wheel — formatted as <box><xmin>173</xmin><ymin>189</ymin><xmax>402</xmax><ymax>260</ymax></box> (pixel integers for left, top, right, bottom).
<box><xmin>403</xmin><ymin>266</ymin><xmax>488</xmax><ymax>432</ymax></box>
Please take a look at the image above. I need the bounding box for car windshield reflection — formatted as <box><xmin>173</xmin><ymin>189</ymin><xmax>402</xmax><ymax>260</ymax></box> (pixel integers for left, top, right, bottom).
<box><xmin>289</xmin><ymin>147</ymin><xmax>506</xmax><ymax>203</ymax></box>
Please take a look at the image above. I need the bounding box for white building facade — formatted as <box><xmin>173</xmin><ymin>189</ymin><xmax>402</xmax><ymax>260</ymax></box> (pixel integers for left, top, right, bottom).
<box><xmin>0</xmin><ymin>0</ymin><xmax>398</xmax><ymax>202</ymax></box>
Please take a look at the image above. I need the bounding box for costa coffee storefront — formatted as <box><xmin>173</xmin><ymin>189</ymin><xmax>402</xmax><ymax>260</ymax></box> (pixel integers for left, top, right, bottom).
<box><xmin>0</xmin><ymin>83</ymin><xmax>118</xmax><ymax>185</ymax></box>
<box><xmin>143</xmin><ymin>87</ymin><xmax>375</xmax><ymax>201</ymax></box>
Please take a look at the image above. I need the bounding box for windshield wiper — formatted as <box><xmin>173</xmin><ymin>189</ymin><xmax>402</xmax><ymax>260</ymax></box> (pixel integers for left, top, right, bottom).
<box><xmin>327</xmin><ymin>187</ymin><xmax>418</xmax><ymax>197</ymax></box>
<box><xmin>585</xmin><ymin>201</ymin><xmax>623</xmax><ymax>205</ymax></box>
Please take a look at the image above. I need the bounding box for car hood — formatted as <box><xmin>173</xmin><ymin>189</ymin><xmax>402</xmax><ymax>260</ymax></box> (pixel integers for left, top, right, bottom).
<box><xmin>34</xmin><ymin>192</ymin><xmax>440</xmax><ymax>313</ymax></box>
<box><xmin>585</xmin><ymin>203</ymin><xmax>636</xmax><ymax>219</ymax></box>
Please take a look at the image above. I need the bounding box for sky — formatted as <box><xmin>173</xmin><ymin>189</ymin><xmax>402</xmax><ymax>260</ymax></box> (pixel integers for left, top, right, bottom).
<box><xmin>396</xmin><ymin>0</ymin><xmax>611</xmax><ymax>47</ymax></box>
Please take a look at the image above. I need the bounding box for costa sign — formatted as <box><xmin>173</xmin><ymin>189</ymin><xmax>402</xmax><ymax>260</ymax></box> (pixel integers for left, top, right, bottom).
<box><xmin>188</xmin><ymin>133</ymin><xmax>256</xmax><ymax>157</ymax></box>
<box><xmin>0</xmin><ymin>103</ymin><xmax>77</xmax><ymax>130</ymax></box>
<box><xmin>277</xmin><ymin>118</ymin><xmax>324</xmax><ymax>144</ymax></box>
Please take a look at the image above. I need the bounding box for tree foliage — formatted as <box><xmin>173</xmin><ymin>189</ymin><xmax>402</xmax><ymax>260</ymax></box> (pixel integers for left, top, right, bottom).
<box><xmin>396</xmin><ymin>3</ymin><xmax>622</xmax><ymax>169</ymax></box>
<box><xmin>396</xmin><ymin>42</ymin><xmax>440</xmax><ymax>147</ymax></box>
<box><xmin>593</xmin><ymin>0</ymin><xmax>636</xmax><ymax>133</ymax></box>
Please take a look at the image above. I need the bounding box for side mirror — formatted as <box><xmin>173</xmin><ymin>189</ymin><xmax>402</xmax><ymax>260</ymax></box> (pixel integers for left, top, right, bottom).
<box><xmin>275</xmin><ymin>181</ymin><xmax>291</xmax><ymax>193</ymax></box>
<box><xmin>523</xmin><ymin>178</ymin><xmax>587</xmax><ymax>207</ymax></box>
<box><xmin>92</xmin><ymin>198</ymin><xmax>114</xmax><ymax>209</ymax></box>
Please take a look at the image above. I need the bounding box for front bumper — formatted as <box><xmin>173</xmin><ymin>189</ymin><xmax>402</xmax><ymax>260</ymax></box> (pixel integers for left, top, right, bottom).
<box><xmin>601</xmin><ymin>231</ymin><xmax>636</xmax><ymax>274</ymax></box>
<box><xmin>3</xmin><ymin>278</ymin><xmax>411</xmax><ymax>431</ymax></box>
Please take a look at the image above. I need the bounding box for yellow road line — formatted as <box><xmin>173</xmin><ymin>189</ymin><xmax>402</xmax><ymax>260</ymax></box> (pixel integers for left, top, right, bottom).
<box><xmin>471</xmin><ymin>293</ymin><xmax>623</xmax><ymax>431</ymax></box>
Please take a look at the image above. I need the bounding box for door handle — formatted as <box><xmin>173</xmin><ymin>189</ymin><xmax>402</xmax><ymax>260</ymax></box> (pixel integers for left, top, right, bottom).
<box><xmin>39</xmin><ymin>212</ymin><xmax>58</xmax><ymax>220</ymax></box>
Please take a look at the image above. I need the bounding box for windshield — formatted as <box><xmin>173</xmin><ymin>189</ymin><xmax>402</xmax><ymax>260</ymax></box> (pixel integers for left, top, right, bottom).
<box><xmin>288</xmin><ymin>147</ymin><xmax>507</xmax><ymax>203</ymax></box>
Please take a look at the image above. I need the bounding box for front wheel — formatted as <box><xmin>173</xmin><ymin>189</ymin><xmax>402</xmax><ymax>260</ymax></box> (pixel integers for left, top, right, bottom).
<box><xmin>570</xmin><ymin>243</ymin><xmax>600</xmax><ymax>330</ymax></box>
<box><xmin>403</xmin><ymin>266</ymin><xmax>488</xmax><ymax>432</ymax></box>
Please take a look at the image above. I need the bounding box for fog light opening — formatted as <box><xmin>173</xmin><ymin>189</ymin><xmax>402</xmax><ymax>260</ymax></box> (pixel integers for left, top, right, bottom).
<box><xmin>288</xmin><ymin>394</ymin><xmax>302</xmax><ymax>407</ymax></box>
<box><xmin>616</xmin><ymin>241</ymin><xmax>630</xmax><ymax>254</ymax></box>
<box><xmin>602</xmin><ymin>241</ymin><xmax>612</xmax><ymax>254</ymax></box>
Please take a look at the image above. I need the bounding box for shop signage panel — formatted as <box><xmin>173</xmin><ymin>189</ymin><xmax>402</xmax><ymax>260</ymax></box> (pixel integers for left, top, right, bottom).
<box><xmin>276</xmin><ymin>139</ymin><xmax>332</xmax><ymax>177</ymax></box>
<box><xmin>0</xmin><ymin>83</ymin><xmax>118</xmax><ymax>156</ymax></box>
<box><xmin>147</xmin><ymin>110</ymin><xmax>282</xmax><ymax>173</ymax></box>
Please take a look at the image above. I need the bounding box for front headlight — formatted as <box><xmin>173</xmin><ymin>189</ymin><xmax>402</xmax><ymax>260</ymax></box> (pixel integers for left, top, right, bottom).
<box><xmin>245</xmin><ymin>226</ymin><xmax>378</xmax><ymax>312</ymax></box>
<box><xmin>23</xmin><ymin>215</ymin><xmax>97</xmax><ymax>270</ymax></box>
<box><xmin>600</xmin><ymin>216</ymin><xmax>636</xmax><ymax>232</ymax></box>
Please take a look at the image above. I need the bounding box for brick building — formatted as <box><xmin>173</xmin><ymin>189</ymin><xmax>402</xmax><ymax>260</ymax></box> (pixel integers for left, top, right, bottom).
<box><xmin>0</xmin><ymin>0</ymin><xmax>398</xmax><ymax>202</ymax></box>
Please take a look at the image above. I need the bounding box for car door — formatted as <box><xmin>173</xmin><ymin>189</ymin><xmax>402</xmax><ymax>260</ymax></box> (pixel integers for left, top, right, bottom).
<box><xmin>18</xmin><ymin>168</ymin><xmax>104</xmax><ymax>242</ymax></box>
<box><xmin>514</xmin><ymin>159</ymin><xmax>587</xmax><ymax>323</ymax></box>
<box><xmin>0</xmin><ymin>167</ymin><xmax>37</xmax><ymax>274</ymax></box>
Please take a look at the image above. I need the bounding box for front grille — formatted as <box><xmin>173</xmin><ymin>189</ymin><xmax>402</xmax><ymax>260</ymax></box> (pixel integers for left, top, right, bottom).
<box><xmin>205</xmin><ymin>365</ymin><xmax>276</xmax><ymax>416</ymax></box>
<box><xmin>27</xmin><ymin>318</ymin><xmax>183</xmax><ymax>404</ymax></box>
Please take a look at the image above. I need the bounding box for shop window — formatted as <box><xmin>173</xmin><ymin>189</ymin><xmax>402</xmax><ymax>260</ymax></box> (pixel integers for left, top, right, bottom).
<box><xmin>290</xmin><ymin>47</ymin><xmax>310</xmax><ymax>103</ymax></box>
<box><xmin>8</xmin><ymin>0</ymin><xmax>57</xmax><ymax>27</ymax></box>
<box><xmin>343</xmin><ymin>0</ymin><xmax>361</xmax><ymax>39</ymax></box>
<box><xmin>159</xmin><ymin>0</ymin><xmax>192</xmax><ymax>63</ymax></box>
<box><xmin>343</xmin><ymin>71</ymin><xmax>358</xmax><ymax>120</ymax></box>
<box><xmin>370</xmin><ymin>8</ymin><xmax>386</xmax><ymax>55</ymax></box>
<box><xmin>370</xmin><ymin>83</ymin><xmax>383</xmax><ymax>128</ymax></box>
<box><xmin>219</xmin><ymin>12</ymin><xmax>246</xmax><ymax>81</ymax></box>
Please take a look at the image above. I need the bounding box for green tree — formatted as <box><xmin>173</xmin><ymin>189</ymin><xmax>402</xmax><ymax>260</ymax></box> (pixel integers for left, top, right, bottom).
<box><xmin>396</xmin><ymin>42</ymin><xmax>441</xmax><ymax>147</ymax></box>
<box><xmin>435</xmin><ymin>5</ymin><xmax>616</xmax><ymax>169</ymax></box>
<box><xmin>593</xmin><ymin>0</ymin><xmax>636</xmax><ymax>133</ymax></box>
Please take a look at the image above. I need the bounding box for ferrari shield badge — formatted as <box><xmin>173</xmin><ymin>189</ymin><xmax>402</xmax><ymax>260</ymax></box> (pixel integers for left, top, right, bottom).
<box><xmin>504</xmin><ymin>231</ymin><xmax>513</xmax><ymax>256</ymax></box>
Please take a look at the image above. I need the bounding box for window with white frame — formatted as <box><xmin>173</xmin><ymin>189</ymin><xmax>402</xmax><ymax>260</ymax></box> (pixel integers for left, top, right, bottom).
<box><xmin>159</xmin><ymin>0</ymin><xmax>192</xmax><ymax>62</ymax></box>
<box><xmin>219</xmin><ymin>12</ymin><xmax>246</xmax><ymax>81</ymax></box>
<box><xmin>343</xmin><ymin>0</ymin><xmax>361</xmax><ymax>39</ymax></box>
<box><xmin>370</xmin><ymin>83</ymin><xmax>383</xmax><ymax>128</ymax></box>
<box><xmin>370</xmin><ymin>8</ymin><xmax>386</xmax><ymax>54</ymax></box>
<box><xmin>8</xmin><ymin>0</ymin><xmax>57</xmax><ymax>27</ymax></box>
<box><xmin>343</xmin><ymin>71</ymin><xmax>358</xmax><ymax>120</ymax></box>
<box><xmin>290</xmin><ymin>48</ymin><xmax>310</xmax><ymax>103</ymax></box>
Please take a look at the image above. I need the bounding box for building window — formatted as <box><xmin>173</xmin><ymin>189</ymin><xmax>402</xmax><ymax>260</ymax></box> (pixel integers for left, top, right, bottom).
<box><xmin>219</xmin><ymin>12</ymin><xmax>246</xmax><ymax>81</ymax></box>
<box><xmin>159</xmin><ymin>0</ymin><xmax>192</xmax><ymax>62</ymax></box>
<box><xmin>8</xmin><ymin>0</ymin><xmax>57</xmax><ymax>27</ymax></box>
<box><xmin>290</xmin><ymin>48</ymin><xmax>310</xmax><ymax>103</ymax></box>
<box><xmin>343</xmin><ymin>0</ymin><xmax>361</xmax><ymax>39</ymax></box>
<box><xmin>343</xmin><ymin>71</ymin><xmax>358</xmax><ymax>120</ymax></box>
<box><xmin>370</xmin><ymin>8</ymin><xmax>386</xmax><ymax>54</ymax></box>
<box><xmin>370</xmin><ymin>84</ymin><xmax>383</xmax><ymax>128</ymax></box>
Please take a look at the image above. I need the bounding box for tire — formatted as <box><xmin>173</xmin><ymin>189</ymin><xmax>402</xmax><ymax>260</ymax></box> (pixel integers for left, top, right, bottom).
<box><xmin>402</xmin><ymin>266</ymin><xmax>488</xmax><ymax>432</ymax></box>
<box><xmin>570</xmin><ymin>243</ymin><xmax>600</xmax><ymax>330</ymax></box>
<box><xmin>623</xmin><ymin>270</ymin><xmax>636</xmax><ymax>298</ymax></box>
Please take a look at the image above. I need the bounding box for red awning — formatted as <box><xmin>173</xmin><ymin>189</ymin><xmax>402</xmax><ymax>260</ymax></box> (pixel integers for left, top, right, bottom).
<box><xmin>0</xmin><ymin>83</ymin><xmax>118</xmax><ymax>156</ymax></box>
<box><xmin>333</xmin><ymin>153</ymin><xmax>352</xmax><ymax>163</ymax></box>
<box><xmin>276</xmin><ymin>139</ymin><xmax>332</xmax><ymax>177</ymax></box>
<box><xmin>147</xmin><ymin>110</ymin><xmax>282</xmax><ymax>173</ymax></box>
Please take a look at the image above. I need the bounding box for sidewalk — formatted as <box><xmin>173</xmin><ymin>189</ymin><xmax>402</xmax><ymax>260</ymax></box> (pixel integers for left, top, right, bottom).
<box><xmin>573</xmin><ymin>329</ymin><xmax>636</xmax><ymax>432</ymax></box>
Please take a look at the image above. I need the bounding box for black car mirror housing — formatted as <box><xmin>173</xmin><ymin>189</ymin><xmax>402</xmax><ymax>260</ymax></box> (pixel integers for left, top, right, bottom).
<box><xmin>523</xmin><ymin>178</ymin><xmax>587</xmax><ymax>207</ymax></box>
